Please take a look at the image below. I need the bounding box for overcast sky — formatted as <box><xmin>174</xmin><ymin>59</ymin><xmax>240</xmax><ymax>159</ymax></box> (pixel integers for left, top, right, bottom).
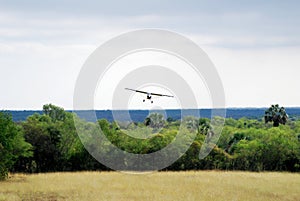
<box><xmin>0</xmin><ymin>0</ymin><xmax>300</xmax><ymax>109</ymax></box>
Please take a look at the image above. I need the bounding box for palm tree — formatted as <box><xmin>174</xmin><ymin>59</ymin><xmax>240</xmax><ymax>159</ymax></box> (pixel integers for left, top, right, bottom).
<box><xmin>264</xmin><ymin>104</ymin><xmax>288</xmax><ymax>127</ymax></box>
<box><xmin>144</xmin><ymin>113</ymin><xmax>165</xmax><ymax>130</ymax></box>
<box><xmin>182</xmin><ymin>116</ymin><xmax>199</xmax><ymax>132</ymax></box>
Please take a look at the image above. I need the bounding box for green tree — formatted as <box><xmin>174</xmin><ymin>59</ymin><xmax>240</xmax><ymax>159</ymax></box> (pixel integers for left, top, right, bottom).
<box><xmin>182</xmin><ymin>116</ymin><xmax>199</xmax><ymax>132</ymax></box>
<box><xmin>22</xmin><ymin>114</ymin><xmax>62</xmax><ymax>172</ymax></box>
<box><xmin>43</xmin><ymin>103</ymin><xmax>66</xmax><ymax>122</ymax></box>
<box><xmin>144</xmin><ymin>113</ymin><xmax>165</xmax><ymax>131</ymax></box>
<box><xmin>199</xmin><ymin>118</ymin><xmax>211</xmax><ymax>135</ymax></box>
<box><xmin>0</xmin><ymin>112</ymin><xmax>32</xmax><ymax>180</ymax></box>
<box><xmin>225</xmin><ymin>132</ymin><xmax>251</xmax><ymax>154</ymax></box>
<box><xmin>21</xmin><ymin>104</ymin><xmax>71</xmax><ymax>172</ymax></box>
<box><xmin>264</xmin><ymin>104</ymin><xmax>288</xmax><ymax>127</ymax></box>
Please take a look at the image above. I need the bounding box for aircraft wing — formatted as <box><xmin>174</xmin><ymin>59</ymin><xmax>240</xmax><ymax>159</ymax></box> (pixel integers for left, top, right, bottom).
<box><xmin>150</xmin><ymin>92</ymin><xmax>174</xmax><ymax>97</ymax></box>
<box><xmin>125</xmin><ymin>88</ymin><xmax>148</xmax><ymax>94</ymax></box>
<box><xmin>125</xmin><ymin>88</ymin><xmax>174</xmax><ymax>97</ymax></box>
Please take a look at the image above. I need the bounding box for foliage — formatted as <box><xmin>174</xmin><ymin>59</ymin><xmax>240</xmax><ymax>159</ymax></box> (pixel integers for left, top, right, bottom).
<box><xmin>43</xmin><ymin>104</ymin><xmax>66</xmax><ymax>122</ymax></box>
<box><xmin>199</xmin><ymin>118</ymin><xmax>211</xmax><ymax>135</ymax></box>
<box><xmin>1</xmin><ymin>105</ymin><xmax>299</xmax><ymax>175</ymax></box>
<box><xmin>0</xmin><ymin>112</ymin><xmax>32</xmax><ymax>180</ymax></box>
<box><xmin>144</xmin><ymin>113</ymin><xmax>165</xmax><ymax>131</ymax></box>
<box><xmin>265</xmin><ymin>104</ymin><xmax>288</xmax><ymax>127</ymax></box>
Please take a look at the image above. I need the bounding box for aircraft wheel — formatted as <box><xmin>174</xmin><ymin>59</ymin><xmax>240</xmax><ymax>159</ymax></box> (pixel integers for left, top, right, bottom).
<box><xmin>143</xmin><ymin>100</ymin><xmax>145</xmax><ymax>102</ymax></box>
<box><xmin>151</xmin><ymin>101</ymin><xmax>153</xmax><ymax>104</ymax></box>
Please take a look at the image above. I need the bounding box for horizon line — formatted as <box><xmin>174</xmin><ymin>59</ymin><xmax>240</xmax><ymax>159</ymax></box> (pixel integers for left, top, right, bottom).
<box><xmin>3</xmin><ymin>106</ymin><xmax>300</xmax><ymax>111</ymax></box>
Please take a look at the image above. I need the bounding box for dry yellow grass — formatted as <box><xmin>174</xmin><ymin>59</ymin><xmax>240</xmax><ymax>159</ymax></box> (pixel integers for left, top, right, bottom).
<box><xmin>0</xmin><ymin>171</ymin><xmax>299</xmax><ymax>201</ymax></box>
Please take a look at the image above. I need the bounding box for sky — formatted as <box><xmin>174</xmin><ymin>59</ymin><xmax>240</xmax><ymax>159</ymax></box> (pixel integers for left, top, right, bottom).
<box><xmin>0</xmin><ymin>0</ymin><xmax>300</xmax><ymax>109</ymax></box>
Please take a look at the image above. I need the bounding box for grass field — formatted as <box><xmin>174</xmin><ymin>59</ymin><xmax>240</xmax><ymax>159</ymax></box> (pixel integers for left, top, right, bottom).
<box><xmin>0</xmin><ymin>171</ymin><xmax>299</xmax><ymax>201</ymax></box>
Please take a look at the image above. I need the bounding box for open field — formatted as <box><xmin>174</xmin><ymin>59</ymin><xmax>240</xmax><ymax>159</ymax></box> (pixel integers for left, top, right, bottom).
<box><xmin>0</xmin><ymin>171</ymin><xmax>299</xmax><ymax>201</ymax></box>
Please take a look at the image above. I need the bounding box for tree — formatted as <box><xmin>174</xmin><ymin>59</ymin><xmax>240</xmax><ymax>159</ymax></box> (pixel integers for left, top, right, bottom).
<box><xmin>144</xmin><ymin>113</ymin><xmax>165</xmax><ymax>131</ymax></box>
<box><xmin>43</xmin><ymin>103</ymin><xmax>66</xmax><ymax>122</ymax></box>
<box><xmin>22</xmin><ymin>114</ymin><xmax>62</xmax><ymax>172</ymax></box>
<box><xmin>264</xmin><ymin>104</ymin><xmax>288</xmax><ymax>127</ymax></box>
<box><xmin>182</xmin><ymin>116</ymin><xmax>199</xmax><ymax>132</ymax></box>
<box><xmin>22</xmin><ymin>104</ymin><xmax>82</xmax><ymax>172</ymax></box>
<box><xmin>225</xmin><ymin>132</ymin><xmax>251</xmax><ymax>154</ymax></box>
<box><xmin>0</xmin><ymin>112</ymin><xmax>32</xmax><ymax>179</ymax></box>
<box><xmin>21</xmin><ymin>104</ymin><xmax>71</xmax><ymax>172</ymax></box>
<box><xmin>199</xmin><ymin>118</ymin><xmax>211</xmax><ymax>135</ymax></box>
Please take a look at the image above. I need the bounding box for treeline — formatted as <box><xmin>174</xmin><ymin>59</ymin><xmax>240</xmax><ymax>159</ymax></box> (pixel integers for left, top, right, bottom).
<box><xmin>1</xmin><ymin>104</ymin><xmax>300</xmax><ymax>179</ymax></box>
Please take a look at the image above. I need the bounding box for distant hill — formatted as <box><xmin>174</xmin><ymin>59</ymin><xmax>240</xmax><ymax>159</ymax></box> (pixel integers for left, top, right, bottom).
<box><xmin>5</xmin><ymin>108</ymin><xmax>300</xmax><ymax>122</ymax></box>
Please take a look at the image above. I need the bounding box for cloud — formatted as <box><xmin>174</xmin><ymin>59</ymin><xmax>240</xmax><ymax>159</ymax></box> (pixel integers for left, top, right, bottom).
<box><xmin>202</xmin><ymin>46</ymin><xmax>300</xmax><ymax>107</ymax></box>
<box><xmin>1</xmin><ymin>4</ymin><xmax>300</xmax><ymax>47</ymax></box>
<box><xmin>0</xmin><ymin>1</ymin><xmax>300</xmax><ymax>109</ymax></box>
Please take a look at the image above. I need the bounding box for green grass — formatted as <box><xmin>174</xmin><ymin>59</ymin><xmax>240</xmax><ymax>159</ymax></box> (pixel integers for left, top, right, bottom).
<box><xmin>0</xmin><ymin>171</ymin><xmax>299</xmax><ymax>201</ymax></box>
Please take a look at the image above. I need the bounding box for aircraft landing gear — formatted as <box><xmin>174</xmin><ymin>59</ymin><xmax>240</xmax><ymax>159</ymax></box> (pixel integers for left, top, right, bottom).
<box><xmin>151</xmin><ymin>101</ymin><xmax>153</xmax><ymax>104</ymax></box>
<box><xmin>143</xmin><ymin>99</ymin><xmax>145</xmax><ymax>102</ymax></box>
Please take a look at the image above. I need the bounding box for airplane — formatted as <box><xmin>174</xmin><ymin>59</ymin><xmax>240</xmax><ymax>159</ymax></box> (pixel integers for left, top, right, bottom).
<box><xmin>125</xmin><ymin>88</ymin><xmax>174</xmax><ymax>103</ymax></box>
